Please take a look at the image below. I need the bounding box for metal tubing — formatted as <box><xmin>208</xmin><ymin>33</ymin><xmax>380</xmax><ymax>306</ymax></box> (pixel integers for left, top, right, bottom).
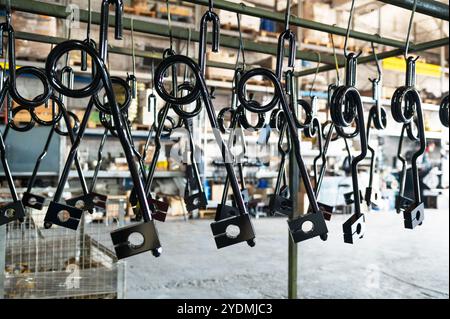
<box><xmin>378</xmin><ymin>0</ymin><xmax>449</xmax><ymax>21</ymax></box>
<box><xmin>4</xmin><ymin>0</ymin><xmax>338</xmax><ymax>65</ymax></box>
<box><xmin>297</xmin><ymin>37</ymin><xmax>449</xmax><ymax>77</ymax></box>
<box><xmin>182</xmin><ymin>0</ymin><xmax>419</xmax><ymax>48</ymax></box>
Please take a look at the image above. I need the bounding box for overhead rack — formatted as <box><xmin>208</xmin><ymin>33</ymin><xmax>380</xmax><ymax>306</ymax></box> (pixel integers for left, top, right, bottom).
<box><xmin>1</xmin><ymin>0</ymin><xmax>448</xmax><ymax>75</ymax></box>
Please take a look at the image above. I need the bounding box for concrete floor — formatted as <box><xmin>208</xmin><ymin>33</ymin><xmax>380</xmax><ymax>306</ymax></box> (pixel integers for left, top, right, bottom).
<box><xmin>124</xmin><ymin>209</ymin><xmax>449</xmax><ymax>299</ymax></box>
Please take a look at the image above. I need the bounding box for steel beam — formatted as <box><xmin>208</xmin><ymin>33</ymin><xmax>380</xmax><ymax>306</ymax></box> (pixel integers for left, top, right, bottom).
<box><xmin>14</xmin><ymin>31</ymin><xmax>239</xmax><ymax>70</ymax></box>
<box><xmin>378</xmin><ymin>0</ymin><xmax>449</xmax><ymax>21</ymax></box>
<box><xmin>296</xmin><ymin>37</ymin><xmax>449</xmax><ymax>77</ymax></box>
<box><xmin>182</xmin><ymin>0</ymin><xmax>417</xmax><ymax>49</ymax></box>
<box><xmin>2</xmin><ymin>0</ymin><xmax>342</xmax><ymax>65</ymax></box>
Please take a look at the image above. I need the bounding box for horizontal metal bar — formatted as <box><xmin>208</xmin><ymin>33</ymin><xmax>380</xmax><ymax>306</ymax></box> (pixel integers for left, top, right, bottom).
<box><xmin>296</xmin><ymin>37</ymin><xmax>449</xmax><ymax>77</ymax></box>
<box><xmin>15</xmin><ymin>31</ymin><xmax>161</xmax><ymax>60</ymax></box>
<box><xmin>3</xmin><ymin>0</ymin><xmax>342</xmax><ymax>65</ymax></box>
<box><xmin>378</xmin><ymin>0</ymin><xmax>449</xmax><ymax>21</ymax></box>
<box><xmin>14</xmin><ymin>31</ymin><xmax>240</xmax><ymax>70</ymax></box>
<box><xmin>182</xmin><ymin>0</ymin><xmax>416</xmax><ymax>49</ymax></box>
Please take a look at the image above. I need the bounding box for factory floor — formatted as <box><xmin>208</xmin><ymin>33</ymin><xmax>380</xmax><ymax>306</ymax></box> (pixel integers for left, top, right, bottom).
<box><xmin>124</xmin><ymin>209</ymin><xmax>449</xmax><ymax>299</ymax></box>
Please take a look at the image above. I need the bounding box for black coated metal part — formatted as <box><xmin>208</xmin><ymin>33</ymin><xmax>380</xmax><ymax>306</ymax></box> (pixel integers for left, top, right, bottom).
<box><xmin>215</xmin><ymin>104</ymin><xmax>250</xmax><ymax>221</ymax></box>
<box><xmin>45</xmin><ymin>37</ymin><xmax>161</xmax><ymax>258</ymax></box>
<box><xmin>440</xmin><ymin>94</ymin><xmax>449</xmax><ymax>127</ymax></box>
<box><xmin>268</xmin><ymin>121</ymin><xmax>292</xmax><ymax>216</ymax></box>
<box><xmin>0</xmin><ymin>18</ymin><xmax>51</xmax><ymax>108</ymax></box>
<box><xmin>155</xmin><ymin>54</ymin><xmax>256</xmax><ymax>249</ymax></box>
<box><xmin>110</xmin><ymin>221</ymin><xmax>161</xmax><ymax>259</ymax></box>
<box><xmin>237</xmin><ymin>68</ymin><xmax>328</xmax><ymax>243</ymax></box>
<box><xmin>0</xmin><ymin>76</ymin><xmax>25</xmax><ymax>225</ymax></box>
<box><xmin>391</xmin><ymin>56</ymin><xmax>426</xmax><ymax>230</ymax></box>
<box><xmin>330</xmin><ymin>53</ymin><xmax>368</xmax><ymax>244</ymax></box>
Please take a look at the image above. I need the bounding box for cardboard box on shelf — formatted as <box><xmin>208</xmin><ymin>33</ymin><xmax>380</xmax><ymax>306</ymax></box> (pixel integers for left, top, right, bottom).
<box><xmin>155</xmin><ymin>3</ymin><xmax>193</xmax><ymax>21</ymax></box>
<box><xmin>300</xmin><ymin>2</ymin><xmax>336</xmax><ymax>46</ymax></box>
<box><xmin>13</xmin><ymin>12</ymin><xmax>57</xmax><ymax>61</ymax></box>
<box><xmin>206</xmin><ymin>50</ymin><xmax>237</xmax><ymax>81</ymax></box>
<box><xmin>218</xmin><ymin>0</ymin><xmax>260</xmax><ymax>33</ymax></box>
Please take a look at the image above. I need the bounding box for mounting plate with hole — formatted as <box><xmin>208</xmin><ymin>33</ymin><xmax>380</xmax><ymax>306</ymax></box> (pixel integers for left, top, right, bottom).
<box><xmin>343</xmin><ymin>213</ymin><xmax>366</xmax><ymax>244</ymax></box>
<box><xmin>404</xmin><ymin>202</ymin><xmax>425</xmax><ymax>229</ymax></box>
<box><xmin>185</xmin><ymin>192</ymin><xmax>208</xmax><ymax>212</ymax></box>
<box><xmin>288</xmin><ymin>212</ymin><xmax>328</xmax><ymax>243</ymax></box>
<box><xmin>211</xmin><ymin>214</ymin><xmax>255</xmax><ymax>249</ymax></box>
<box><xmin>44</xmin><ymin>201</ymin><xmax>83</xmax><ymax>230</ymax></box>
<box><xmin>111</xmin><ymin>221</ymin><xmax>161</xmax><ymax>259</ymax></box>
<box><xmin>22</xmin><ymin>192</ymin><xmax>45</xmax><ymax>210</ymax></box>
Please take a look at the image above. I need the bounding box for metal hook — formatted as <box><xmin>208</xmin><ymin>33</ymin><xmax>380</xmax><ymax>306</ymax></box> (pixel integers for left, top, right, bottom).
<box><xmin>198</xmin><ymin>4</ymin><xmax>220</xmax><ymax>74</ymax></box>
<box><xmin>166</xmin><ymin>0</ymin><xmax>174</xmax><ymax>52</ymax></box>
<box><xmin>235</xmin><ymin>13</ymin><xmax>246</xmax><ymax>71</ymax></box>
<box><xmin>343</xmin><ymin>0</ymin><xmax>362</xmax><ymax>59</ymax></box>
<box><xmin>129</xmin><ymin>17</ymin><xmax>137</xmax><ymax>99</ymax></box>
<box><xmin>87</xmin><ymin>0</ymin><xmax>92</xmax><ymax>41</ymax></box>
<box><xmin>284</xmin><ymin>0</ymin><xmax>292</xmax><ymax>32</ymax></box>
<box><xmin>404</xmin><ymin>0</ymin><xmax>418</xmax><ymax>60</ymax></box>
<box><xmin>309</xmin><ymin>52</ymin><xmax>321</xmax><ymax>98</ymax></box>
<box><xmin>99</xmin><ymin>0</ymin><xmax>123</xmax><ymax>61</ymax></box>
<box><xmin>329</xmin><ymin>29</ymin><xmax>340</xmax><ymax>86</ymax></box>
<box><xmin>369</xmin><ymin>39</ymin><xmax>382</xmax><ymax>84</ymax></box>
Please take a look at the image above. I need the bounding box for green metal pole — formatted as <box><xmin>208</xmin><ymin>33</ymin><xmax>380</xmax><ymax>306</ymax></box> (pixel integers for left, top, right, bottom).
<box><xmin>378</xmin><ymin>0</ymin><xmax>449</xmax><ymax>21</ymax></box>
<box><xmin>296</xmin><ymin>37</ymin><xmax>450</xmax><ymax>77</ymax></box>
<box><xmin>2</xmin><ymin>0</ymin><xmax>340</xmax><ymax>65</ymax></box>
<box><xmin>182</xmin><ymin>0</ymin><xmax>420</xmax><ymax>49</ymax></box>
<box><xmin>288</xmin><ymin>75</ymin><xmax>301</xmax><ymax>299</ymax></box>
<box><xmin>14</xmin><ymin>31</ymin><xmax>239</xmax><ymax>70</ymax></box>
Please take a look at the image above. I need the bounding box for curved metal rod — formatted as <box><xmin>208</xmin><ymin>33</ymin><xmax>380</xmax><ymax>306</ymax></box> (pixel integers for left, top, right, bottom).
<box><xmin>156</xmin><ymin>55</ymin><xmax>249</xmax><ymax>217</ymax></box>
<box><xmin>404</xmin><ymin>0</ymin><xmax>418</xmax><ymax>60</ymax></box>
<box><xmin>440</xmin><ymin>94</ymin><xmax>449</xmax><ymax>127</ymax></box>
<box><xmin>198</xmin><ymin>7</ymin><xmax>220</xmax><ymax>74</ymax></box>
<box><xmin>238</xmin><ymin>67</ymin><xmax>322</xmax><ymax>216</ymax></box>
<box><xmin>46</xmin><ymin>40</ymin><xmax>153</xmax><ymax>224</ymax></box>
<box><xmin>0</xmin><ymin>20</ymin><xmax>51</xmax><ymax>108</ymax></box>
<box><xmin>343</xmin><ymin>0</ymin><xmax>362</xmax><ymax>59</ymax></box>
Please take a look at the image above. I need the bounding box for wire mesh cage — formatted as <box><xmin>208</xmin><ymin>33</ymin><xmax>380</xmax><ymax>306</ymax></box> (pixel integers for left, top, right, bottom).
<box><xmin>1</xmin><ymin>200</ymin><xmax>126</xmax><ymax>299</ymax></box>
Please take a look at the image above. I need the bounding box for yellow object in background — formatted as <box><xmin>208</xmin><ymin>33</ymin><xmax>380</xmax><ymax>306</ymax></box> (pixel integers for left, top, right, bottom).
<box><xmin>382</xmin><ymin>57</ymin><xmax>442</xmax><ymax>77</ymax></box>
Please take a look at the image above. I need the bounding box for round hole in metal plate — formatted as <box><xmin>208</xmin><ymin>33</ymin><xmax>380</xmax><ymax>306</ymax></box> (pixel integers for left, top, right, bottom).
<box><xmin>5</xmin><ymin>209</ymin><xmax>15</xmax><ymax>218</ymax></box>
<box><xmin>57</xmin><ymin>210</ymin><xmax>71</xmax><ymax>223</ymax></box>
<box><xmin>192</xmin><ymin>197</ymin><xmax>199</xmax><ymax>206</ymax></box>
<box><xmin>301</xmin><ymin>221</ymin><xmax>314</xmax><ymax>234</ymax></box>
<box><xmin>356</xmin><ymin>223</ymin><xmax>362</xmax><ymax>235</ymax></box>
<box><xmin>416</xmin><ymin>210</ymin><xmax>421</xmax><ymax>221</ymax></box>
<box><xmin>225</xmin><ymin>225</ymin><xmax>241</xmax><ymax>239</ymax></box>
<box><xmin>75</xmin><ymin>200</ymin><xmax>85</xmax><ymax>209</ymax></box>
<box><xmin>128</xmin><ymin>232</ymin><xmax>145</xmax><ymax>249</ymax></box>
<box><xmin>28</xmin><ymin>197</ymin><xmax>37</xmax><ymax>205</ymax></box>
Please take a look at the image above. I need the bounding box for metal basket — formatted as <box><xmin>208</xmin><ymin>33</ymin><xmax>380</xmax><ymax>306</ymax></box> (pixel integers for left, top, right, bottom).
<box><xmin>0</xmin><ymin>204</ymin><xmax>126</xmax><ymax>299</ymax></box>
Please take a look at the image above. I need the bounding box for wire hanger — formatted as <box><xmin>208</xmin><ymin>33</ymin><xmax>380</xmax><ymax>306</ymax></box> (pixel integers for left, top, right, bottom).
<box><xmin>403</xmin><ymin>0</ymin><xmax>419</xmax><ymax>61</ymax></box>
<box><xmin>343</xmin><ymin>0</ymin><xmax>362</xmax><ymax>59</ymax></box>
<box><xmin>369</xmin><ymin>38</ymin><xmax>382</xmax><ymax>85</ymax></box>
<box><xmin>128</xmin><ymin>17</ymin><xmax>137</xmax><ymax>99</ymax></box>
<box><xmin>309</xmin><ymin>52</ymin><xmax>321</xmax><ymax>99</ymax></box>
<box><xmin>329</xmin><ymin>29</ymin><xmax>341</xmax><ymax>85</ymax></box>
<box><xmin>166</xmin><ymin>0</ymin><xmax>174</xmax><ymax>53</ymax></box>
